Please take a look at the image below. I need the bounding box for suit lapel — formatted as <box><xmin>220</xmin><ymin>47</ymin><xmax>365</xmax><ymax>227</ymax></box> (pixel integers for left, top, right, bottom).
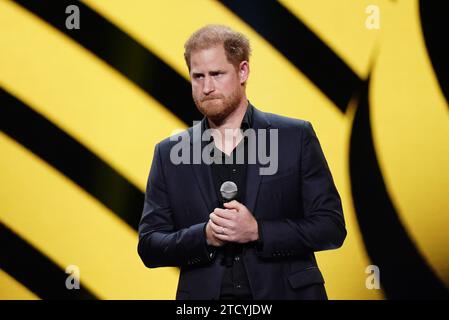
<box><xmin>190</xmin><ymin>119</ymin><xmax>219</xmax><ymax>217</ymax></box>
<box><xmin>244</xmin><ymin>106</ymin><xmax>271</xmax><ymax>217</ymax></box>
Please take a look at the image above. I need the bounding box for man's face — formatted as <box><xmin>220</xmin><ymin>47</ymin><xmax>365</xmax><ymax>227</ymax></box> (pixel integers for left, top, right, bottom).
<box><xmin>189</xmin><ymin>45</ymin><xmax>245</xmax><ymax>124</ymax></box>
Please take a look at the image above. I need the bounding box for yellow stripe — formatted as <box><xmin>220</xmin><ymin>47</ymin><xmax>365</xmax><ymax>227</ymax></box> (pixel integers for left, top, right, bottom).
<box><xmin>0</xmin><ymin>269</ymin><xmax>40</xmax><ymax>300</ymax></box>
<box><xmin>279</xmin><ymin>0</ymin><xmax>389</xmax><ymax>79</ymax></box>
<box><xmin>0</xmin><ymin>133</ymin><xmax>179</xmax><ymax>299</ymax></box>
<box><xmin>81</xmin><ymin>0</ymin><xmax>382</xmax><ymax>299</ymax></box>
<box><xmin>0</xmin><ymin>0</ymin><xmax>185</xmax><ymax>192</ymax></box>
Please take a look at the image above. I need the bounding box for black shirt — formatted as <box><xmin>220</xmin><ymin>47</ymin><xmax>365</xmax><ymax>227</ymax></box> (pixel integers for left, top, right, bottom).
<box><xmin>203</xmin><ymin>103</ymin><xmax>253</xmax><ymax>300</ymax></box>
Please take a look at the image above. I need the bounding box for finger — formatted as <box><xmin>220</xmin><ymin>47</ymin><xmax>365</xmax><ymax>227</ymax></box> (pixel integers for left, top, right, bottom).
<box><xmin>215</xmin><ymin>232</ymin><xmax>231</xmax><ymax>241</ymax></box>
<box><xmin>213</xmin><ymin>208</ymin><xmax>233</xmax><ymax>218</ymax></box>
<box><xmin>210</xmin><ymin>213</ymin><xmax>232</xmax><ymax>228</ymax></box>
<box><xmin>209</xmin><ymin>219</ymin><xmax>221</xmax><ymax>233</ymax></box>
<box><xmin>213</xmin><ymin>208</ymin><xmax>237</xmax><ymax>219</ymax></box>
<box><xmin>209</xmin><ymin>220</ymin><xmax>226</xmax><ymax>236</ymax></box>
<box><xmin>223</xmin><ymin>200</ymin><xmax>243</xmax><ymax>210</ymax></box>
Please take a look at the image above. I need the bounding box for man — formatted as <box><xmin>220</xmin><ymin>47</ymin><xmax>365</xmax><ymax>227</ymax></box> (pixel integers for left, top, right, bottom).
<box><xmin>138</xmin><ymin>25</ymin><xmax>346</xmax><ymax>300</ymax></box>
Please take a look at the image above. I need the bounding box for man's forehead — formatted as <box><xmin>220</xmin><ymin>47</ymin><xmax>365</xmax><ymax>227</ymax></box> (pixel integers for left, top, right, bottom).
<box><xmin>190</xmin><ymin>46</ymin><xmax>232</xmax><ymax>69</ymax></box>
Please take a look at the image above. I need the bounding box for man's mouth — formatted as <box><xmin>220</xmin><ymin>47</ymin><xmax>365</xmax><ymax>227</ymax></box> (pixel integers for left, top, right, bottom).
<box><xmin>202</xmin><ymin>96</ymin><xmax>221</xmax><ymax>102</ymax></box>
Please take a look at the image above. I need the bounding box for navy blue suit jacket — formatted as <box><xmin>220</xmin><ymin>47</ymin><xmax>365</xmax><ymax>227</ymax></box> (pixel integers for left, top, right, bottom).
<box><xmin>138</xmin><ymin>105</ymin><xmax>346</xmax><ymax>299</ymax></box>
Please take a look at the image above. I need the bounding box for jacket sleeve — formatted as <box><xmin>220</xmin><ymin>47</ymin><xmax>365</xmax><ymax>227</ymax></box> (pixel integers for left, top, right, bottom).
<box><xmin>256</xmin><ymin>121</ymin><xmax>346</xmax><ymax>259</ymax></box>
<box><xmin>137</xmin><ymin>143</ymin><xmax>215</xmax><ymax>268</ymax></box>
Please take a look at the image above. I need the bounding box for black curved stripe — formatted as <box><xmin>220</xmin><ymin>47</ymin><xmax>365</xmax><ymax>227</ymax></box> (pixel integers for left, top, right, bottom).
<box><xmin>0</xmin><ymin>221</ymin><xmax>97</xmax><ymax>299</ymax></box>
<box><xmin>218</xmin><ymin>0</ymin><xmax>362</xmax><ymax>113</ymax></box>
<box><xmin>349</xmin><ymin>78</ymin><xmax>449</xmax><ymax>299</ymax></box>
<box><xmin>0</xmin><ymin>87</ymin><xmax>143</xmax><ymax>230</ymax></box>
<box><xmin>419</xmin><ymin>1</ymin><xmax>449</xmax><ymax>108</ymax></box>
<box><xmin>13</xmin><ymin>0</ymin><xmax>201</xmax><ymax>125</ymax></box>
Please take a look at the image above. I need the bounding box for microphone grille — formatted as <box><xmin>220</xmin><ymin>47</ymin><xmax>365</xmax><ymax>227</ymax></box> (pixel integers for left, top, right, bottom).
<box><xmin>220</xmin><ymin>181</ymin><xmax>238</xmax><ymax>201</ymax></box>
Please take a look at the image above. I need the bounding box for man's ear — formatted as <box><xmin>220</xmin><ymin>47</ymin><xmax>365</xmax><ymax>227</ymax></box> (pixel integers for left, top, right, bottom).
<box><xmin>239</xmin><ymin>61</ymin><xmax>250</xmax><ymax>84</ymax></box>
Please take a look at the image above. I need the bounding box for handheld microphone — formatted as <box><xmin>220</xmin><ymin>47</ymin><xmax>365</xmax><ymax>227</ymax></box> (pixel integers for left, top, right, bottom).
<box><xmin>220</xmin><ymin>181</ymin><xmax>238</xmax><ymax>267</ymax></box>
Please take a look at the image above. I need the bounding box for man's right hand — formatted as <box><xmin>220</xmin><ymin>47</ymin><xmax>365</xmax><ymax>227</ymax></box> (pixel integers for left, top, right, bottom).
<box><xmin>205</xmin><ymin>219</ymin><xmax>226</xmax><ymax>247</ymax></box>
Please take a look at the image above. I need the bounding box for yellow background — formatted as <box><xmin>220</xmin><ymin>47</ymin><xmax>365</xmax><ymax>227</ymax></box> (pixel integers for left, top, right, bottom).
<box><xmin>1</xmin><ymin>0</ymin><xmax>448</xmax><ymax>299</ymax></box>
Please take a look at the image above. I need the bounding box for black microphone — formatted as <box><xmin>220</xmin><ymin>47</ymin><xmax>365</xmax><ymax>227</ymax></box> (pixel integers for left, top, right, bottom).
<box><xmin>220</xmin><ymin>181</ymin><xmax>238</xmax><ymax>267</ymax></box>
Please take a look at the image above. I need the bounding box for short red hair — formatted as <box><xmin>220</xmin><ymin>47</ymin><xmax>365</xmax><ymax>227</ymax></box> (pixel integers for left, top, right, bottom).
<box><xmin>184</xmin><ymin>25</ymin><xmax>251</xmax><ymax>70</ymax></box>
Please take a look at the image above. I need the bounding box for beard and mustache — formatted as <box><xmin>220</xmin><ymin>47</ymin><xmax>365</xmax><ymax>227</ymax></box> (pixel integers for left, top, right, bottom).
<box><xmin>193</xmin><ymin>89</ymin><xmax>242</xmax><ymax>125</ymax></box>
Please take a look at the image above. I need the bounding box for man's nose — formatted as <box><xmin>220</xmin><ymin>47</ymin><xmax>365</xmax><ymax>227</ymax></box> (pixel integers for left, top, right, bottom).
<box><xmin>202</xmin><ymin>76</ymin><xmax>215</xmax><ymax>95</ymax></box>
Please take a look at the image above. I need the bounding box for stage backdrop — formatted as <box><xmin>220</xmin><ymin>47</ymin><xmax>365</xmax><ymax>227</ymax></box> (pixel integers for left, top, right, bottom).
<box><xmin>1</xmin><ymin>0</ymin><xmax>448</xmax><ymax>299</ymax></box>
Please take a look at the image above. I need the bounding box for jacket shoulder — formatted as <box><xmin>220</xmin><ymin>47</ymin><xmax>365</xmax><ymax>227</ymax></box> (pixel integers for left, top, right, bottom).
<box><xmin>264</xmin><ymin>112</ymin><xmax>311</xmax><ymax>130</ymax></box>
<box><xmin>155</xmin><ymin>124</ymin><xmax>196</xmax><ymax>155</ymax></box>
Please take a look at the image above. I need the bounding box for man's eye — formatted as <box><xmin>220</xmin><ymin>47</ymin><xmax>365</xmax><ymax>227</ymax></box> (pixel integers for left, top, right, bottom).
<box><xmin>194</xmin><ymin>75</ymin><xmax>204</xmax><ymax>79</ymax></box>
